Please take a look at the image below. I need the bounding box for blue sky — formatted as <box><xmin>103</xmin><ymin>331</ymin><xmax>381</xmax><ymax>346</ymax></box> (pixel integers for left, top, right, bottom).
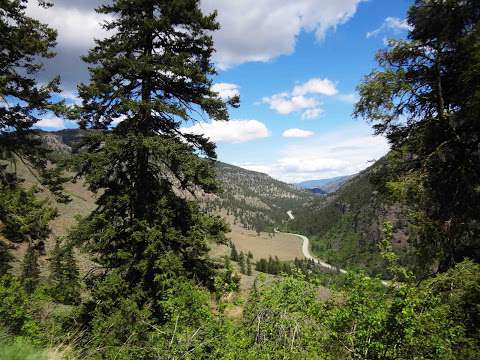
<box><xmin>28</xmin><ymin>0</ymin><xmax>414</xmax><ymax>183</ymax></box>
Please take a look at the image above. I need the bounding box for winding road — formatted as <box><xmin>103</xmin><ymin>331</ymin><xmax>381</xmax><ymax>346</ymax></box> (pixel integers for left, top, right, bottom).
<box><xmin>286</xmin><ymin>232</ymin><xmax>347</xmax><ymax>274</ymax></box>
<box><xmin>284</xmin><ymin>210</ymin><xmax>389</xmax><ymax>285</ymax></box>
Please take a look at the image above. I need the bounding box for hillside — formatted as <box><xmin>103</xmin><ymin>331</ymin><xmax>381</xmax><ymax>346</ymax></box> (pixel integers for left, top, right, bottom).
<box><xmin>289</xmin><ymin>157</ymin><xmax>409</xmax><ymax>277</ymax></box>
<box><xmin>210</xmin><ymin>162</ymin><xmax>315</xmax><ymax>232</ymax></box>
<box><xmin>36</xmin><ymin>130</ymin><xmax>411</xmax><ymax>278</ymax></box>
<box><xmin>38</xmin><ymin>129</ymin><xmax>408</xmax><ymax>277</ymax></box>
<box><xmin>41</xmin><ymin>129</ymin><xmax>315</xmax><ymax>233</ymax></box>
<box><xmin>1</xmin><ymin>130</ymin><xmax>311</xmax><ymax>269</ymax></box>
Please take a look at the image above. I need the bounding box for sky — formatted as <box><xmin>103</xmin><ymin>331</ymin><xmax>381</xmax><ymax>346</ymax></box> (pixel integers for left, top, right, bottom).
<box><xmin>27</xmin><ymin>0</ymin><xmax>414</xmax><ymax>183</ymax></box>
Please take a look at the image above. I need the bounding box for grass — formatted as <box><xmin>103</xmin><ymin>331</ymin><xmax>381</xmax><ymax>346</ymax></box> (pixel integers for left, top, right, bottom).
<box><xmin>0</xmin><ymin>338</ymin><xmax>47</xmax><ymax>360</ymax></box>
<box><xmin>211</xmin><ymin>221</ymin><xmax>305</xmax><ymax>261</ymax></box>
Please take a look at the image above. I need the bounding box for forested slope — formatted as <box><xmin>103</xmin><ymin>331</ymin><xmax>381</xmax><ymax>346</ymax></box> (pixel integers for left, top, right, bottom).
<box><xmin>289</xmin><ymin>157</ymin><xmax>410</xmax><ymax>277</ymax></box>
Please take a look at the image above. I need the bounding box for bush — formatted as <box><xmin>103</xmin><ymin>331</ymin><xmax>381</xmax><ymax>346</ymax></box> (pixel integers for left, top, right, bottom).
<box><xmin>0</xmin><ymin>276</ymin><xmax>39</xmax><ymax>339</ymax></box>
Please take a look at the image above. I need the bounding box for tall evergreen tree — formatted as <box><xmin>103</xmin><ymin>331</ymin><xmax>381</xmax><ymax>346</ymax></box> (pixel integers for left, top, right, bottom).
<box><xmin>0</xmin><ymin>0</ymin><xmax>61</xmax><ymax>183</ymax></box>
<box><xmin>0</xmin><ymin>0</ymin><xmax>63</xmax><ymax>271</ymax></box>
<box><xmin>355</xmin><ymin>0</ymin><xmax>480</xmax><ymax>272</ymax></box>
<box><xmin>239</xmin><ymin>251</ymin><xmax>246</xmax><ymax>274</ymax></box>
<box><xmin>48</xmin><ymin>239</ymin><xmax>80</xmax><ymax>305</ymax></box>
<box><xmin>230</xmin><ymin>242</ymin><xmax>239</xmax><ymax>262</ymax></box>
<box><xmin>0</xmin><ymin>240</ymin><xmax>13</xmax><ymax>276</ymax></box>
<box><xmin>71</xmin><ymin>0</ymin><xmax>238</xmax><ymax>319</ymax></box>
<box><xmin>246</xmin><ymin>255</ymin><xmax>252</xmax><ymax>276</ymax></box>
<box><xmin>21</xmin><ymin>244</ymin><xmax>40</xmax><ymax>294</ymax></box>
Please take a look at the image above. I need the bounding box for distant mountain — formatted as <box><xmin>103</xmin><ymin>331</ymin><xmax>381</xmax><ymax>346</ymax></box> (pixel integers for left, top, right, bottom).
<box><xmin>308</xmin><ymin>188</ymin><xmax>327</xmax><ymax>196</ymax></box>
<box><xmin>296</xmin><ymin>175</ymin><xmax>355</xmax><ymax>193</ymax></box>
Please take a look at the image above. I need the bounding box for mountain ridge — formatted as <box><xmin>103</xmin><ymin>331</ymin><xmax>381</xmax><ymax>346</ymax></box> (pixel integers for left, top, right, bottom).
<box><xmin>296</xmin><ymin>175</ymin><xmax>355</xmax><ymax>193</ymax></box>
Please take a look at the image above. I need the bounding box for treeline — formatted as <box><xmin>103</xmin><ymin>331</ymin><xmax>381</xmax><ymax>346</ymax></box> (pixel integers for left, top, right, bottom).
<box><xmin>255</xmin><ymin>256</ymin><xmax>324</xmax><ymax>276</ymax></box>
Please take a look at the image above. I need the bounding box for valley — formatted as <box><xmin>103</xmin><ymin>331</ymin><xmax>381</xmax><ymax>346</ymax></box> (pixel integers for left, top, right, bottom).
<box><xmin>5</xmin><ymin>130</ymin><xmax>413</xmax><ymax>281</ymax></box>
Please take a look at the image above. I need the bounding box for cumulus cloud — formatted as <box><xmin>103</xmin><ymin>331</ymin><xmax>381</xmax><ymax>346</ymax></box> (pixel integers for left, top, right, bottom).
<box><xmin>239</xmin><ymin>125</ymin><xmax>390</xmax><ymax>182</ymax></box>
<box><xmin>35</xmin><ymin>117</ymin><xmax>67</xmax><ymax>130</ymax></box>
<box><xmin>182</xmin><ymin>119</ymin><xmax>270</xmax><ymax>144</ymax></box>
<box><xmin>292</xmin><ymin>78</ymin><xmax>338</xmax><ymax>97</ymax></box>
<box><xmin>367</xmin><ymin>17</ymin><xmax>412</xmax><ymax>38</ymax></box>
<box><xmin>263</xmin><ymin>93</ymin><xmax>319</xmax><ymax>116</ymax></box>
<box><xmin>263</xmin><ymin>78</ymin><xmax>338</xmax><ymax>119</ymax></box>
<box><xmin>25</xmin><ymin>1</ymin><xmax>108</xmax><ymax>95</ymax></box>
<box><xmin>211</xmin><ymin>83</ymin><xmax>240</xmax><ymax>101</ymax></box>
<box><xmin>25</xmin><ymin>1</ymin><xmax>364</xmax><ymax>94</ymax></box>
<box><xmin>301</xmin><ymin>108</ymin><xmax>324</xmax><ymax>120</ymax></box>
<box><xmin>202</xmin><ymin>0</ymin><xmax>364</xmax><ymax>69</ymax></box>
<box><xmin>282</xmin><ymin>128</ymin><xmax>315</xmax><ymax>138</ymax></box>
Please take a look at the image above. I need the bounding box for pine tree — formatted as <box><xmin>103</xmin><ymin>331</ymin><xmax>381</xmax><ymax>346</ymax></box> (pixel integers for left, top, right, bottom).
<box><xmin>230</xmin><ymin>243</ymin><xmax>239</xmax><ymax>262</ymax></box>
<box><xmin>0</xmin><ymin>0</ymin><xmax>62</xmax><ymax>183</ymax></box>
<box><xmin>0</xmin><ymin>1</ymin><xmax>63</xmax><ymax>260</ymax></box>
<box><xmin>256</xmin><ymin>258</ymin><xmax>267</xmax><ymax>273</ymax></box>
<box><xmin>48</xmin><ymin>239</ymin><xmax>80</xmax><ymax>305</ymax></box>
<box><xmin>0</xmin><ymin>241</ymin><xmax>13</xmax><ymax>276</ymax></box>
<box><xmin>239</xmin><ymin>251</ymin><xmax>246</xmax><ymax>274</ymax></box>
<box><xmin>246</xmin><ymin>256</ymin><xmax>252</xmax><ymax>276</ymax></box>
<box><xmin>355</xmin><ymin>0</ymin><xmax>480</xmax><ymax>271</ymax></box>
<box><xmin>21</xmin><ymin>245</ymin><xmax>40</xmax><ymax>294</ymax></box>
<box><xmin>71</xmin><ymin>0</ymin><xmax>238</xmax><ymax>319</ymax></box>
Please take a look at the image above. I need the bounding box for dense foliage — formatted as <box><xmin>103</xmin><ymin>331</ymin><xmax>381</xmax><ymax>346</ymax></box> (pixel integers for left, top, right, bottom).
<box><xmin>0</xmin><ymin>0</ymin><xmax>63</xmax><ymax>290</ymax></box>
<box><xmin>355</xmin><ymin>0</ymin><xmax>480</xmax><ymax>272</ymax></box>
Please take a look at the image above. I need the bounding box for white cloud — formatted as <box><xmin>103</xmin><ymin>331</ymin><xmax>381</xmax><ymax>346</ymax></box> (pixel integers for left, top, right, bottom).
<box><xmin>282</xmin><ymin>128</ymin><xmax>315</xmax><ymax>138</ymax></box>
<box><xmin>263</xmin><ymin>93</ymin><xmax>319</xmax><ymax>116</ymax></box>
<box><xmin>201</xmin><ymin>0</ymin><xmax>364</xmax><ymax>69</ymax></box>
<box><xmin>24</xmin><ymin>1</ymin><xmax>364</xmax><ymax>93</ymax></box>
<box><xmin>292</xmin><ymin>78</ymin><xmax>338</xmax><ymax>97</ymax></box>
<box><xmin>367</xmin><ymin>17</ymin><xmax>412</xmax><ymax>39</ymax></box>
<box><xmin>239</xmin><ymin>125</ymin><xmax>390</xmax><ymax>182</ymax></box>
<box><xmin>35</xmin><ymin>117</ymin><xmax>66</xmax><ymax>130</ymax></box>
<box><xmin>182</xmin><ymin>119</ymin><xmax>270</xmax><ymax>144</ymax></box>
<box><xmin>25</xmin><ymin>1</ymin><xmax>110</xmax><ymax>94</ymax></box>
<box><xmin>263</xmin><ymin>78</ymin><xmax>337</xmax><ymax>119</ymax></box>
<box><xmin>301</xmin><ymin>108</ymin><xmax>324</xmax><ymax>120</ymax></box>
<box><xmin>211</xmin><ymin>83</ymin><xmax>240</xmax><ymax>101</ymax></box>
<box><xmin>26</xmin><ymin>4</ymin><xmax>108</xmax><ymax>49</ymax></box>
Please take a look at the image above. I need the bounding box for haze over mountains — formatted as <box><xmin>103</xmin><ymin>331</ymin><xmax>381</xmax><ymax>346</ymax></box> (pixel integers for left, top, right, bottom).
<box><xmin>296</xmin><ymin>175</ymin><xmax>355</xmax><ymax>193</ymax></box>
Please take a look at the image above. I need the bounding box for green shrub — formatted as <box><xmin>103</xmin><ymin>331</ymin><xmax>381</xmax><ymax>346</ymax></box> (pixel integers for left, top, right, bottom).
<box><xmin>0</xmin><ymin>276</ymin><xmax>39</xmax><ymax>338</ymax></box>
